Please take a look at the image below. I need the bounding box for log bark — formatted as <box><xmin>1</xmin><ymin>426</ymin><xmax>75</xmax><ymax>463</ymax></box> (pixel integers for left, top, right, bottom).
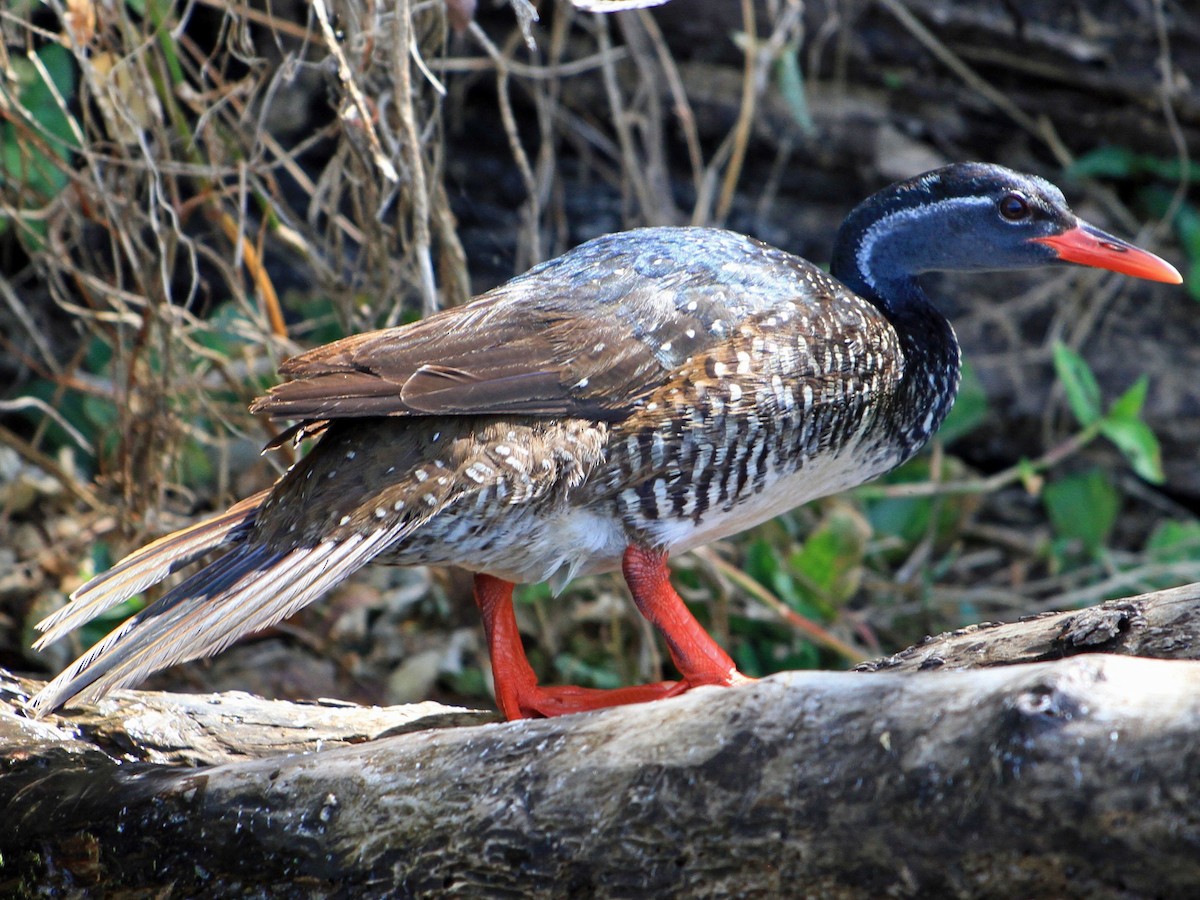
<box><xmin>857</xmin><ymin>580</ymin><xmax>1200</xmax><ymax>673</ymax></box>
<box><xmin>4</xmin><ymin>583</ymin><xmax>1200</xmax><ymax>897</ymax></box>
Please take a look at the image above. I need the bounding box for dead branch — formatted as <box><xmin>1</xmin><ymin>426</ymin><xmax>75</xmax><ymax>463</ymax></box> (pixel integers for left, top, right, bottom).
<box><xmin>858</xmin><ymin>580</ymin><xmax>1200</xmax><ymax>673</ymax></box>
<box><xmin>4</xmin><ymin>583</ymin><xmax>1200</xmax><ymax>897</ymax></box>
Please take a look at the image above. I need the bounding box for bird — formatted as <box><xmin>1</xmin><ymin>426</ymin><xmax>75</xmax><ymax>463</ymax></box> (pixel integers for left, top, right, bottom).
<box><xmin>28</xmin><ymin>163</ymin><xmax>1181</xmax><ymax>720</ymax></box>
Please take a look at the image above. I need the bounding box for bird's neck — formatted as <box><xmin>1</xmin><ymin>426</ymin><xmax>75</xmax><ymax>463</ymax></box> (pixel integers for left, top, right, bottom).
<box><xmin>832</xmin><ymin>247</ymin><xmax>962</xmax><ymax>461</ymax></box>
<box><xmin>876</xmin><ymin>277</ymin><xmax>962</xmax><ymax>458</ymax></box>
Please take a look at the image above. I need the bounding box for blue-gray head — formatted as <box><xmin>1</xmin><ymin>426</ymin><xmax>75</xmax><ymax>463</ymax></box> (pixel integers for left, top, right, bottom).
<box><xmin>830</xmin><ymin>162</ymin><xmax>1180</xmax><ymax>308</ymax></box>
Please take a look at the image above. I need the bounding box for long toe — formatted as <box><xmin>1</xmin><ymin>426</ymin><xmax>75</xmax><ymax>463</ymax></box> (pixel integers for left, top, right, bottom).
<box><xmin>507</xmin><ymin>673</ymin><xmax>758</xmax><ymax>718</ymax></box>
<box><xmin>511</xmin><ymin>681</ymin><xmax>687</xmax><ymax>718</ymax></box>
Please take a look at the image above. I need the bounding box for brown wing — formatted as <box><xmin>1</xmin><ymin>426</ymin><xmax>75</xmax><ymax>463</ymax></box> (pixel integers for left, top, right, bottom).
<box><xmin>250</xmin><ymin>298</ymin><xmax>669</xmax><ymax>423</ymax></box>
<box><xmin>249</xmin><ymin>228</ymin><xmax>848</xmax><ymax>425</ymax></box>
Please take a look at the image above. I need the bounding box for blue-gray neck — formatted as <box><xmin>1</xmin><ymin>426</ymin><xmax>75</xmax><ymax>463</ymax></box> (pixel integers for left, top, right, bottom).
<box><xmin>829</xmin><ymin>187</ymin><xmax>970</xmax><ymax>458</ymax></box>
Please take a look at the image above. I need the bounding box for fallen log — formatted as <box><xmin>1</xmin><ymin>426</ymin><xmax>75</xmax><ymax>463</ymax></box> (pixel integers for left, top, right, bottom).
<box><xmin>858</xmin><ymin>580</ymin><xmax>1200</xmax><ymax>672</ymax></box>
<box><xmin>3</xmin><ymin>583</ymin><xmax>1199</xmax><ymax>897</ymax></box>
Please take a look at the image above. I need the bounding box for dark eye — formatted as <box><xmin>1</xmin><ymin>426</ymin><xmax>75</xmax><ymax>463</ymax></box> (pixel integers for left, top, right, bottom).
<box><xmin>999</xmin><ymin>193</ymin><xmax>1031</xmax><ymax>221</ymax></box>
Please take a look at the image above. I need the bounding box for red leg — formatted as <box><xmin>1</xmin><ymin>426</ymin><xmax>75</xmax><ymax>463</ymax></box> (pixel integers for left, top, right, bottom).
<box><xmin>472</xmin><ymin>573</ymin><xmax>540</xmax><ymax>719</ymax></box>
<box><xmin>473</xmin><ymin>573</ymin><xmax>683</xmax><ymax>720</ymax></box>
<box><xmin>621</xmin><ymin>545</ymin><xmax>747</xmax><ymax>688</ymax></box>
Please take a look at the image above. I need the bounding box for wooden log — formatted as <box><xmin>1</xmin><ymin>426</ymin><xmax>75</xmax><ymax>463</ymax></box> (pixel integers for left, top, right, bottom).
<box><xmin>3</xmin><ymin>583</ymin><xmax>1200</xmax><ymax>896</ymax></box>
<box><xmin>858</xmin><ymin>581</ymin><xmax>1200</xmax><ymax>673</ymax></box>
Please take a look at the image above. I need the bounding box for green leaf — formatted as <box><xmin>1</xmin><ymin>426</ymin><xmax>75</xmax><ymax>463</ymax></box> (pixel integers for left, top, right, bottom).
<box><xmin>1172</xmin><ymin>202</ymin><xmax>1200</xmax><ymax>303</ymax></box>
<box><xmin>1067</xmin><ymin>147</ymin><xmax>1184</xmax><ymax>182</ymax></box>
<box><xmin>1042</xmin><ymin>469</ymin><xmax>1120</xmax><ymax>556</ymax></box>
<box><xmin>177</xmin><ymin>435</ymin><xmax>216</xmax><ymax>488</ymax></box>
<box><xmin>1145</xmin><ymin>520</ymin><xmax>1200</xmax><ymax>563</ymax></box>
<box><xmin>1106</xmin><ymin>375</ymin><xmax>1148</xmax><ymax>422</ymax></box>
<box><xmin>860</xmin><ymin>457</ymin><xmax>944</xmax><ymax>550</ymax></box>
<box><xmin>195</xmin><ymin>301</ymin><xmax>256</xmax><ymax>355</ymax></box>
<box><xmin>1099</xmin><ymin>417</ymin><xmax>1164</xmax><ymax>483</ymax></box>
<box><xmin>554</xmin><ymin>653</ymin><xmax>622</xmax><ymax>690</ymax></box>
<box><xmin>775</xmin><ymin>42</ymin><xmax>815</xmax><ymax>135</ymax></box>
<box><xmin>81</xmin><ymin>393</ymin><xmax>118</xmax><ymax>429</ymax></box>
<box><xmin>862</xmin><ymin>491</ymin><xmax>931</xmax><ymax>549</ymax></box>
<box><xmin>787</xmin><ymin>506</ymin><xmax>867</xmax><ymax>609</ymax></box>
<box><xmin>1097</xmin><ymin>373</ymin><xmax>1163</xmax><ymax>482</ymax></box>
<box><xmin>16</xmin><ymin>379</ymin><xmax>98</xmax><ymax>464</ymax></box>
<box><xmin>1135</xmin><ymin>187</ymin><xmax>1197</xmax><ymax>302</ymax></box>
<box><xmin>3</xmin><ymin>44</ymin><xmax>78</xmax><ymax>163</ymax></box>
<box><xmin>1052</xmin><ymin>342</ymin><xmax>1103</xmax><ymax>426</ymax></box>
<box><xmin>514</xmin><ymin>582</ymin><xmax>553</xmax><ymax>605</ymax></box>
<box><xmin>443</xmin><ymin>666</ymin><xmax>488</xmax><ymax>701</ymax></box>
<box><xmin>0</xmin><ymin>43</ymin><xmax>78</xmax><ymax>243</ymax></box>
<box><xmin>1066</xmin><ymin>146</ymin><xmax>1138</xmax><ymax>180</ymax></box>
<box><xmin>745</xmin><ymin>538</ymin><xmax>782</xmax><ymax>586</ymax></box>
<box><xmin>1016</xmin><ymin>457</ymin><xmax>1043</xmax><ymax>494</ymax></box>
<box><xmin>1174</xmin><ymin>202</ymin><xmax>1200</xmax><ymax>261</ymax></box>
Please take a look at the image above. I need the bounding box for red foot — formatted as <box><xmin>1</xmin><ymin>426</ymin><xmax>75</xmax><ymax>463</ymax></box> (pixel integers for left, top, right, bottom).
<box><xmin>505</xmin><ymin>681</ymin><xmax>689</xmax><ymax>718</ymax></box>
<box><xmin>472</xmin><ymin>549</ymin><xmax>750</xmax><ymax>721</ymax></box>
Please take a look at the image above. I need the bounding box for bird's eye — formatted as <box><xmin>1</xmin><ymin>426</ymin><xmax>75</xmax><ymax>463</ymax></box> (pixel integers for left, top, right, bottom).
<box><xmin>999</xmin><ymin>193</ymin><xmax>1031</xmax><ymax>221</ymax></box>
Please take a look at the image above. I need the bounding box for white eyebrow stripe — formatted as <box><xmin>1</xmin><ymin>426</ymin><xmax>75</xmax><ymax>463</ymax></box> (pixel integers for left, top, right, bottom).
<box><xmin>855</xmin><ymin>195</ymin><xmax>993</xmax><ymax>291</ymax></box>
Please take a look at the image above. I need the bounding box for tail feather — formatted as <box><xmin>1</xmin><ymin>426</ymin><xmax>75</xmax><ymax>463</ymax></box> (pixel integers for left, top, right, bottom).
<box><xmin>27</xmin><ymin>526</ymin><xmax>398</xmax><ymax>716</ymax></box>
<box><xmin>34</xmin><ymin>490</ymin><xmax>268</xmax><ymax>649</ymax></box>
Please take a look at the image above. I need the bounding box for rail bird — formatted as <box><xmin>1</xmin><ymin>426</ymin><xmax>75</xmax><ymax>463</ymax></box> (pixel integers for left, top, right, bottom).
<box><xmin>30</xmin><ymin>163</ymin><xmax>1181</xmax><ymax>719</ymax></box>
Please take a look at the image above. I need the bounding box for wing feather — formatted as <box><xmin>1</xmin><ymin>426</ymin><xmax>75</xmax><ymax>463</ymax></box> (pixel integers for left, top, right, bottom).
<box><xmin>27</xmin><ymin>528</ymin><xmax>398</xmax><ymax>715</ymax></box>
<box><xmin>34</xmin><ymin>490</ymin><xmax>268</xmax><ymax>649</ymax></box>
<box><xmin>249</xmin><ymin>228</ymin><xmax>839</xmax><ymax>425</ymax></box>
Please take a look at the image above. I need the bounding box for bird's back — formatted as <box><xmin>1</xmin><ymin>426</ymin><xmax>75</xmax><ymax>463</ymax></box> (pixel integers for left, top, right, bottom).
<box><xmin>245</xmin><ymin>228</ymin><xmax>921</xmax><ymax>588</ymax></box>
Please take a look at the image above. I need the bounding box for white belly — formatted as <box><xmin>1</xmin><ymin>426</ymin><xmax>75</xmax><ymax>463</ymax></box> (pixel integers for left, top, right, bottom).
<box><xmin>441</xmin><ymin>433</ymin><xmax>900</xmax><ymax>590</ymax></box>
<box><xmin>455</xmin><ymin>506</ymin><xmax>629</xmax><ymax>588</ymax></box>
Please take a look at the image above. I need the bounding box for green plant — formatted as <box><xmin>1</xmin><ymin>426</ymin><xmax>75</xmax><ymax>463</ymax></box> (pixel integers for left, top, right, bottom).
<box><xmin>1042</xmin><ymin>468</ymin><xmax>1120</xmax><ymax>561</ymax></box>
<box><xmin>1146</xmin><ymin>520</ymin><xmax>1200</xmax><ymax>565</ymax></box>
<box><xmin>1052</xmin><ymin>342</ymin><xmax>1163</xmax><ymax>484</ymax></box>
<box><xmin>1</xmin><ymin>43</ymin><xmax>78</xmax><ymax>246</ymax></box>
